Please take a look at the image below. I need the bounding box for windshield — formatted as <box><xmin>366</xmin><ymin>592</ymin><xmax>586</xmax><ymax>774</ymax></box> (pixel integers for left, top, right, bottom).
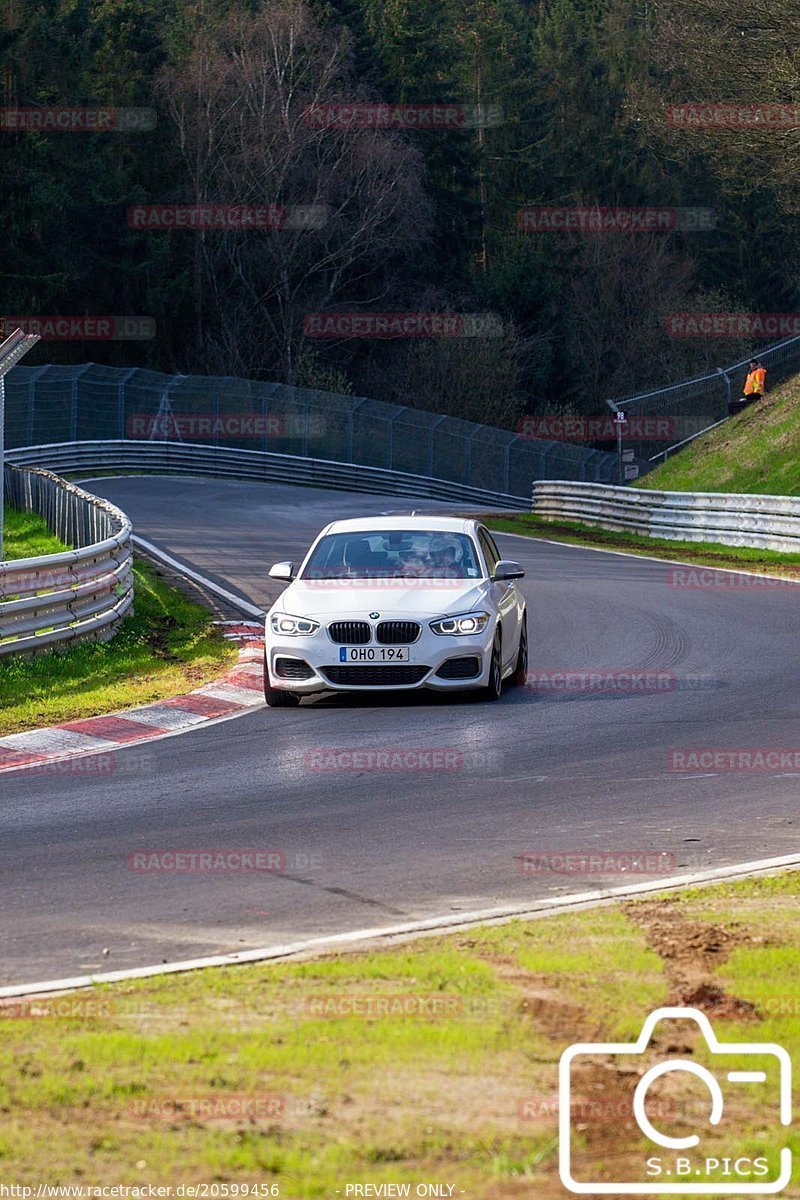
<box><xmin>300</xmin><ymin>529</ymin><xmax>482</xmax><ymax>580</ymax></box>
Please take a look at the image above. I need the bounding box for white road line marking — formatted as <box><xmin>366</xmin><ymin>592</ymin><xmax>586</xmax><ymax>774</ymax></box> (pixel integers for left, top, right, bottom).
<box><xmin>133</xmin><ymin>534</ymin><xmax>265</xmax><ymax>619</ymax></box>
<box><xmin>2</xmin><ymin>853</ymin><xmax>799</xmax><ymax>999</ymax></box>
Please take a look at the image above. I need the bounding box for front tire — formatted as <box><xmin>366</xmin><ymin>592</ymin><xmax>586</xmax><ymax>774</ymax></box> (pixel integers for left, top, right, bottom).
<box><xmin>482</xmin><ymin>629</ymin><xmax>503</xmax><ymax>702</ymax></box>
<box><xmin>263</xmin><ymin>652</ymin><xmax>301</xmax><ymax>707</ymax></box>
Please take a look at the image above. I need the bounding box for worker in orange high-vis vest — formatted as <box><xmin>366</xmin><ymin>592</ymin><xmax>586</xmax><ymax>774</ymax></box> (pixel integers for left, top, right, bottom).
<box><xmin>744</xmin><ymin>359</ymin><xmax>767</xmax><ymax>397</ymax></box>
<box><xmin>730</xmin><ymin>359</ymin><xmax>767</xmax><ymax>414</ymax></box>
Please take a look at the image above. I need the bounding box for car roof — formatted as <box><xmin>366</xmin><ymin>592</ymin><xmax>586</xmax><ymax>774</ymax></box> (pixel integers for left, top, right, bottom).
<box><xmin>322</xmin><ymin>515</ymin><xmax>480</xmax><ymax>536</ymax></box>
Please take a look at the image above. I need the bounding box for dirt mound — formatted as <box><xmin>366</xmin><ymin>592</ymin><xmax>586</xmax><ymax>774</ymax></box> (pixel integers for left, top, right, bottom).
<box><xmin>626</xmin><ymin>900</ymin><xmax>760</xmax><ymax>1017</ymax></box>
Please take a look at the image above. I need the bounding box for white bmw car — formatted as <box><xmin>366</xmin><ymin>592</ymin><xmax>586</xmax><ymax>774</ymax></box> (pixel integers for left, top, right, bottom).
<box><xmin>263</xmin><ymin>516</ymin><xmax>527</xmax><ymax>705</ymax></box>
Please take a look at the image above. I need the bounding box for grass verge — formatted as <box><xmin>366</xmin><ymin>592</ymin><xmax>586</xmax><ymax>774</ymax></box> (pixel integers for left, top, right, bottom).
<box><xmin>1</xmin><ymin>872</ymin><xmax>797</xmax><ymax>1195</ymax></box>
<box><xmin>0</xmin><ymin>507</ymin><xmax>237</xmax><ymax>735</ymax></box>
<box><xmin>482</xmin><ymin>512</ymin><xmax>800</xmax><ymax>578</ymax></box>
<box><xmin>2</xmin><ymin>506</ymin><xmax>68</xmax><ymax>559</ymax></box>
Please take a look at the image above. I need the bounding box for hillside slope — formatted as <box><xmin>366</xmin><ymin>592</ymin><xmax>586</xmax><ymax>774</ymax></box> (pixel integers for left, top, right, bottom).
<box><xmin>638</xmin><ymin>370</ymin><xmax>800</xmax><ymax>494</ymax></box>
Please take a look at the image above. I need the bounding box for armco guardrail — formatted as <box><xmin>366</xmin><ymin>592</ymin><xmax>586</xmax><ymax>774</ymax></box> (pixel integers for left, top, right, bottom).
<box><xmin>1</xmin><ymin>465</ymin><xmax>133</xmax><ymax>655</ymax></box>
<box><xmin>531</xmin><ymin>480</ymin><xmax>800</xmax><ymax>553</ymax></box>
<box><xmin>6</xmin><ymin>440</ymin><xmax>528</xmax><ymax>508</ymax></box>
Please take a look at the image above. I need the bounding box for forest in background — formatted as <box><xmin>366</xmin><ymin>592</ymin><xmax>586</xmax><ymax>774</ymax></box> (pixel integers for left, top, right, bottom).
<box><xmin>2</xmin><ymin>0</ymin><xmax>799</xmax><ymax>428</ymax></box>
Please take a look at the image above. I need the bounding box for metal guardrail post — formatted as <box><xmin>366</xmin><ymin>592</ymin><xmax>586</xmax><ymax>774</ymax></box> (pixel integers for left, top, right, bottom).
<box><xmin>0</xmin><ymin>329</ymin><xmax>40</xmax><ymax>558</ymax></box>
<box><xmin>503</xmin><ymin>434</ymin><xmax>520</xmax><ymax>493</ymax></box>
<box><xmin>347</xmin><ymin>398</ymin><xmax>367</xmax><ymax>463</ymax></box>
<box><xmin>716</xmin><ymin>367</ymin><xmax>731</xmax><ymax>412</ymax></box>
<box><xmin>149</xmin><ymin>375</ymin><xmax>187</xmax><ymax>442</ymax></box>
<box><xmin>116</xmin><ymin>367</ymin><xmax>137</xmax><ymax>439</ymax></box>
<box><xmin>464</xmin><ymin>426</ymin><xmax>481</xmax><ymax>487</ymax></box>
<box><xmin>387</xmin><ymin>408</ymin><xmax>409</xmax><ymax>472</ymax></box>
<box><xmin>215</xmin><ymin>379</ymin><xmax>229</xmax><ymax>450</ymax></box>
<box><xmin>538</xmin><ymin>442</ymin><xmax>549</xmax><ymax>478</ymax></box>
<box><xmin>25</xmin><ymin>364</ymin><xmax>50</xmax><ymax>446</ymax></box>
<box><xmin>70</xmin><ymin>363</ymin><xmax>92</xmax><ymax>442</ymax></box>
<box><xmin>429</xmin><ymin>415</ymin><xmax>447</xmax><ymax>477</ymax></box>
<box><xmin>259</xmin><ymin>382</ymin><xmax>279</xmax><ymax>453</ymax></box>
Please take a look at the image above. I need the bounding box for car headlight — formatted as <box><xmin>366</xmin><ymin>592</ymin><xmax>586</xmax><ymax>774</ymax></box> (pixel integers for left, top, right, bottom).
<box><xmin>429</xmin><ymin>611</ymin><xmax>490</xmax><ymax>636</ymax></box>
<box><xmin>270</xmin><ymin>612</ymin><xmax>320</xmax><ymax>636</ymax></box>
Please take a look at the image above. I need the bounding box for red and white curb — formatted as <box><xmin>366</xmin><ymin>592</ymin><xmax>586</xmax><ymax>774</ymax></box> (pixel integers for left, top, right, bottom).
<box><xmin>0</xmin><ymin>622</ymin><xmax>265</xmax><ymax>774</ymax></box>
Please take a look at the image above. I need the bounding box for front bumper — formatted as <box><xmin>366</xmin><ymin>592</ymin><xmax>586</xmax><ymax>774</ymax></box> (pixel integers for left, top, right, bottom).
<box><xmin>264</xmin><ymin>624</ymin><xmax>495</xmax><ymax>693</ymax></box>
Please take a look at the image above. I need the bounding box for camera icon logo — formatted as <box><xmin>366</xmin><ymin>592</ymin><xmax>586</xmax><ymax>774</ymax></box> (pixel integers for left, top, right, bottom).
<box><xmin>559</xmin><ymin>1006</ymin><xmax>791</xmax><ymax>1194</ymax></box>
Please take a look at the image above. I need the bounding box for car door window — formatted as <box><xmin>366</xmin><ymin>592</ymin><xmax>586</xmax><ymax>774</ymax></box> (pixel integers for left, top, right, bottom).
<box><xmin>485</xmin><ymin>530</ymin><xmax>502</xmax><ymax>564</ymax></box>
<box><xmin>478</xmin><ymin>529</ymin><xmax>499</xmax><ymax>577</ymax></box>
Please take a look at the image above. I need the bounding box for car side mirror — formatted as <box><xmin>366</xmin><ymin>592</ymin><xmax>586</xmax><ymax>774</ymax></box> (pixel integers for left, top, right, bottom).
<box><xmin>269</xmin><ymin>561</ymin><xmax>295</xmax><ymax>582</ymax></box>
<box><xmin>493</xmin><ymin>559</ymin><xmax>525</xmax><ymax>581</ymax></box>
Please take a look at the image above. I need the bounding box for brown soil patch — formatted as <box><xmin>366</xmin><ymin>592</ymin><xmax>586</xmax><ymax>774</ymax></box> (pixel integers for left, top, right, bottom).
<box><xmin>625</xmin><ymin>900</ymin><xmax>760</xmax><ymax>1020</ymax></box>
<box><xmin>477</xmin><ymin>956</ymin><xmax>592</xmax><ymax>1040</ymax></box>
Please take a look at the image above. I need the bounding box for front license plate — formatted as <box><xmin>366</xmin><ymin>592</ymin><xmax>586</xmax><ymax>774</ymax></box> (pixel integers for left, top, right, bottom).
<box><xmin>339</xmin><ymin>646</ymin><xmax>410</xmax><ymax>662</ymax></box>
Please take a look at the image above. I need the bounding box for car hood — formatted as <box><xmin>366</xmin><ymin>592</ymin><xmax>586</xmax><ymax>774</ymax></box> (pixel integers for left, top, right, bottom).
<box><xmin>272</xmin><ymin>579</ymin><xmax>490</xmax><ymax>618</ymax></box>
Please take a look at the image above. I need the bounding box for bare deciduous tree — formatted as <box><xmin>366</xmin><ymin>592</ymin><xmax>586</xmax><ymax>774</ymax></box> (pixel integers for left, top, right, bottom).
<box><xmin>566</xmin><ymin>234</ymin><xmax>747</xmax><ymax>402</ymax></box>
<box><xmin>157</xmin><ymin>1</ymin><xmax>431</xmax><ymax>379</ymax></box>
<box><xmin>358</xmin><ymin>324</ymin><xmax>526</xmax><ymax>428</ymax></box>
<box><xmin>628</xmin><ymin>0</ymin><xmax>800</xmax><ymax>211</ymax></box>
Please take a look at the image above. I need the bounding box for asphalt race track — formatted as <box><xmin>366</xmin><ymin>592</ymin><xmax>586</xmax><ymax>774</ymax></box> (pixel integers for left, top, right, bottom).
<box><xmin>2</xmin><ymin>476</ymin><xmax>800</xmax><ymax>986</ymax></box>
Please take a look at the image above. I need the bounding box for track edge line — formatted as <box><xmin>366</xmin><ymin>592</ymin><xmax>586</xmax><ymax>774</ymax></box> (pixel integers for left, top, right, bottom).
<box><xmin>3</xmin><ymin>852</ymin><xmax>799</xmax><ymax>1000</ymax></box>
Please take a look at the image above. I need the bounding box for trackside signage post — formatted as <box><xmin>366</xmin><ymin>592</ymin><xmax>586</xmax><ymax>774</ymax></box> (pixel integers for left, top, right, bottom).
<box><xmin>0</xmin><ymin>328</ymin><xmax>40</xmax><ymax>559</ymax></box>
<box><xmin>614</xmin><ymin>409</ymin><xmax>627</xmax><ymax>483</ymax></box>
